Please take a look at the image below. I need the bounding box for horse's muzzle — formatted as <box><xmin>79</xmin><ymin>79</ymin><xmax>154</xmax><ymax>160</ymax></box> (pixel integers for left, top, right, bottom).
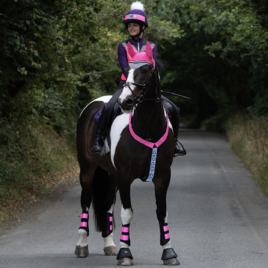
<box><xmin>118</xmin><ymin>96</ymin><xmax>134</xmax><ymax>112</ymax></box>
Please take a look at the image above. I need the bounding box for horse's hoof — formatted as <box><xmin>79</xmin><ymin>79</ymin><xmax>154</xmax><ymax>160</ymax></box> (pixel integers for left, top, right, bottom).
<box><xmin>163</xmin><ymin>257</ymin><xmax>180</xmax><ymax>266</ymax></box>
<box><xmin>75</xmin><ymin>245</ymin><xmax>89</xmax><ymax>258</ymax></box>
<box><xmin>117</xmin><ymin>258</ymin><xmax>133</xmax><ymax>266</ymax></box>
<box><xmin>104</xmin><ymin>246</ymin><xmax>118</xmax><ymax>256</ymax></box>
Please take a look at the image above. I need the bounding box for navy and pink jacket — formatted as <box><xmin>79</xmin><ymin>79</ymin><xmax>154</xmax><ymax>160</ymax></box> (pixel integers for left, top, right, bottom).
<box><xmin>118</xmin><ymin>37</ymin><xmax>158</xmax><ymax>80</ymax></box>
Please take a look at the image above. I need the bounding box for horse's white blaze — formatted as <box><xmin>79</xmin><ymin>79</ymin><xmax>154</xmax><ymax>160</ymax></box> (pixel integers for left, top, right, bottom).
<box><xmin>120</xmin><ymin>206</ymin><xmax>133</xmax><ymax>249</ymax></box>
<box><xmin>110</xmin><ymin>113</ymin><xmax>129</xmax><ymax>168</ymax></box>
<box><xmin>79</xmin><ymin>95</ymin><xmax>112</xmax><ymax>118</ymax></box>
<box><xmin>76</xmin><ymin>229</ymin><xmax>88</xmax><ymax>247</ymax></box>
<box><xmin>119</xmin><ymin>69</ymin><xmax>135</xmax><ymax>103</ymax></box>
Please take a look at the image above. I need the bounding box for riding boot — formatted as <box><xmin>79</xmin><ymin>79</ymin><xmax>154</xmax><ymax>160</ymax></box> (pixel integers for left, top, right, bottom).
<box><xmin>172</xmin><ymin>114</ymin><xmax>186</xmax><ymax>157</ymax></box>
<box><xmin>91</xmin><ymin>105</ymin><xmax>109</xmax><ymax>155</ymax></box>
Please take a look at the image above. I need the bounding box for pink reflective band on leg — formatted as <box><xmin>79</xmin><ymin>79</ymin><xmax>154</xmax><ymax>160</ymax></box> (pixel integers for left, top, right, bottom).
<box><xmin>81</xmin><ymin>213</ymin><xmax>88</xmax><ymax>219</ymax></box>
<box><xmin>163</xmin><ymin>225</ymin><xmax>169</xmax><ymax>232</ymax></box>
<box><xmin>165</xmin><ymin>233</ymin><xmax>170</xmax><ymax>240</ymax></box>
<box><xmin>122</xmin><ymin>227</ymin><xmax>129</xmax><ymax>233</ymax></box>
<box><xmin>80</xmin><ymin>222</ymin><xmax>87</xmax><ymax>228</ymax></box>
<box><xmin>110</xmin><ymin>225</ymin><xmax>113</xmax><ymax>231</ymax></box>
<box><xmin>120</xmin><ymin>235</ymin><xmax>129</xmax><ymax>241</ymax></box>
<box><xmin>109</xmin><ymin>216</ymin><xmax>113</xmax><ymax>222</ymax></box>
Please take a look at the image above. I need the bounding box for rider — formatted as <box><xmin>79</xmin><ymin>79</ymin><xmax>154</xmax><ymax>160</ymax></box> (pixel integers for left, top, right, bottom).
<box><xmin>91</xmin><ymin>1</ymin><xmax>186</xmax><ymax>157</ymax></box>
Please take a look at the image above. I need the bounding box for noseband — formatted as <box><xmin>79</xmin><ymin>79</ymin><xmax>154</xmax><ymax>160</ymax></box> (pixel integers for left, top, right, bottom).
<box><xmin>123</xmin><ymin>64</ymin><xmax>159</xmax><ymax>106</ymax></box>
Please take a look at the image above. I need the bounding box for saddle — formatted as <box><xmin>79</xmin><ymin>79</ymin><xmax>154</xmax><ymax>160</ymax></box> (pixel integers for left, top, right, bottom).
<box><xmin>94</xmin><ymin>102</ymin><xmax>121</xmax><ymax>124</ymax></box>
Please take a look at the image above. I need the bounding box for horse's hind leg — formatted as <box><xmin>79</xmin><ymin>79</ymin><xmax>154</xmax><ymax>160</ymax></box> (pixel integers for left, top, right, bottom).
<box><xmin>75</xmin><ymin>163</ymin><xmax>97</xmax><ymax>258</ymax></box>
<box><xmin>153</xmin><ymin>170</ymin><xmax>180</xmax><ymax>266</ymax></box>
<box><xmin>101</xmin><ymin>174</ymin><xmax>118</xmax><ymax>256</ymax></box>
<box><xmin>91</xmin><ymin>167</ymin><xmax>118</xmax><ymax>256</ymax></box>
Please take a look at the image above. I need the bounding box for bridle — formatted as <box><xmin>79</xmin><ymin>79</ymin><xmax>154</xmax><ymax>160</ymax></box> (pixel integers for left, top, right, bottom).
<box><xmin>123</xmin><ymin>63</ymin><xmax>167</xmax><ymax>142</ymax></box>
<box><xmin>123</xmin><ymin>63</ymin><xmax>160</xmax><ymax>106</ymax></box>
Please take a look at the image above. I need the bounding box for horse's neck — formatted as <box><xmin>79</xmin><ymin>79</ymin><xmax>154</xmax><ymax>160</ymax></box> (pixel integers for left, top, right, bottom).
<box><xmin>132</xmin><ymin>100</ymin><xmax>166</xmax><ymax>140</ymax></box>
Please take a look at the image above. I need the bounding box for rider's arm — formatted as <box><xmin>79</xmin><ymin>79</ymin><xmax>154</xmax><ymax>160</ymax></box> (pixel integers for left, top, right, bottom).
<box><xmin>152</xmin><ymin>44</ymin><xmax>158</xmax><ymax>59</ymax></box>
<box><xmin>118</xmin><ymin>43</ymin><xmax>128</xmax><ymax>78</ymax></box>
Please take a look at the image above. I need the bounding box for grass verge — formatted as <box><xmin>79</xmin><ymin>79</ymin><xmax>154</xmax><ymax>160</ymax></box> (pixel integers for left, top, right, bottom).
<box><xmin>0</xmin><ymin>122</ymin><xmax>79</xmax><ymax>223</ymax></box>
<box><xmin>201</xmin><ymin>112</ymin><xmax>268</xmax><ymax>196</ymax></box>
<box><xmin>224</xmin><ymin>113</ymin><xmax>268</xmax><ymax>195</ymax></box>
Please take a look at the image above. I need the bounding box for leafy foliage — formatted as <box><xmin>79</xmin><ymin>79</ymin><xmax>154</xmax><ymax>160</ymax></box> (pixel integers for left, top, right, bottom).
<box><xmin>156</xmin><ymin>0</ymin><xmax>268</xmax><ymax>125</ymax></box>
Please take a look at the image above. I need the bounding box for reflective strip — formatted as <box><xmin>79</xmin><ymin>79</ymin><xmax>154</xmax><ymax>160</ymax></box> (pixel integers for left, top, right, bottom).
<box><xmin>121</xmin><ymin>235</ymin><xmax>129</xmax><ymax>241</ymax></box>
<box><xmin>80</xmin><ymin>222</ymin><xmax>87</xmax><ymax>228</ymax></box>
<box><xmin>110</xmin><ymin>225</ymin><xmax>113</xmax><ymax>231</ymax></box>
<box><xmin>122</xmin><ymin>227</ymin><xmax>129</xmax><ymax>233</ymax></box>
<box><xmin>165</xmin><ymin>233</ymin><xmax>170</xmax><ymax>239</ymax></box>
<box><xmin>163</xmin><ymin>225</ymin><xmax>169</xmax><ymax>232</ymax></box>
<box><xmin>109</xmin><ymin>216</ymin><xmax>113</xmax><ymax>222</ymax></box>
<box><xmin>81</xmin><ymin>213</ymin><xmax>88</xmax><ymax>219</ymax></box>
<box><xmin>124</xmin><ymin>14</ymin><xmax>145</xmax><ymax>22</ymax></box>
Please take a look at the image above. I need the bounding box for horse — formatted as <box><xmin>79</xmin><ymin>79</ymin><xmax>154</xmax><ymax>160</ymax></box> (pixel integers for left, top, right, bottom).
<box><xmin>75</xmin><ymin>42</ymin><xmax>180</xmax><ymax>266</ymax></box>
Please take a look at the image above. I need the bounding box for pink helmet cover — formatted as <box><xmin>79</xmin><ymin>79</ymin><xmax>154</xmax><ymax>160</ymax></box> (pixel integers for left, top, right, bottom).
<box><xmin>127</xmin><ymin>42</ymin><xmax>155</xmax><ymax>67</ymax></box>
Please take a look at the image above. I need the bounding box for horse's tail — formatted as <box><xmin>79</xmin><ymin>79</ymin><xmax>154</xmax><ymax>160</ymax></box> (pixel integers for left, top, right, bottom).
<box><xmin>92</xmin><ymin>166</ymin><xmax>115</xmax><ymax>232</ymax></box>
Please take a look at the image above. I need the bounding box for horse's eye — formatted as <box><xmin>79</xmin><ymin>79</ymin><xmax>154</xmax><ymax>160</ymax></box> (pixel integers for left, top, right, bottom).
<box><xmin>141</xmin><ymin>67</ymin><xmax>150</xmax><ymax>74</ymax></box>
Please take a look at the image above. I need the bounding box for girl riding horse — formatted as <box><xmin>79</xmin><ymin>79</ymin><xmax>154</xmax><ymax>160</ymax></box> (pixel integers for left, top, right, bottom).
<box><xmin>91</xmin><ymin>1</ymin><xmax>186</xmax><ymax>157</ymax></box>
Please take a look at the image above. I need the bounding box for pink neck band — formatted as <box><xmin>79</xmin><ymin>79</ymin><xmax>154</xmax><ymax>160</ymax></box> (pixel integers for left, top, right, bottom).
<box><xmin>129</xmin><ymin>113</ymin><xmax>169</xmax><ymax>148</ymax></box>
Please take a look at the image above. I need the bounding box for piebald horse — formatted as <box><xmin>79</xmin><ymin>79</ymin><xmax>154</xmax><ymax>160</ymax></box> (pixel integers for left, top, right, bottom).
<box><xmin>75</xmin><ymin>42</ymin><xmax>180</xmax><ymax>266</ymax></box>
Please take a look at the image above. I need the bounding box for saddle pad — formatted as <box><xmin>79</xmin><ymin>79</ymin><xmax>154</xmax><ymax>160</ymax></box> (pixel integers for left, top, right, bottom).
<box><xmin>94</xmin><ymin>108</ymin><xmax>103</xmax><ymax>123</ymax></box>
<box><xmin>94</xmin><ymin>107</ymin><xmax>121</xmax><ymax>125</ymax></box>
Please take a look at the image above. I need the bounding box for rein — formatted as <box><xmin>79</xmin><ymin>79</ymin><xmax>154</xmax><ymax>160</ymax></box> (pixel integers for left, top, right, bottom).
<box><xmin>123</xmin><ymin>63</ymin><xmax>165</xmax><ymax>141</ymax></box>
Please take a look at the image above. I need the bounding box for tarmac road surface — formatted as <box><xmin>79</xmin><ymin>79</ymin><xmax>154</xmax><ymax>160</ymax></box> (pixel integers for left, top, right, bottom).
<box><xmin>1</xmin><ymin>129</ymin><xmax>268</xmax><ymax>268</ymax></box>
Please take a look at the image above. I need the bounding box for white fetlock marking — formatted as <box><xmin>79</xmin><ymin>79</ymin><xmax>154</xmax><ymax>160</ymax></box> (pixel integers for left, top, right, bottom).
<box><xmin>121</xmin><ymin>206</ymin><xmax>133</xmax><ymax>225</ymax></box>
<box><xmin>104</xmin><ymin>232</ymin><xmax>116</xmax><ymax>247</ymax></box>
<box><xmin>163</xmin><ymin>241</ymin><xmax>172</xmax><ymax>249</ymax></box>
<box><xmin>120</xmin><ymin>242</ymin><xmax>129</xmax><ymax>248</ymax></box>
<box><xmin>164</xmin><ymin>211</ymin><xmax>168</xmax><ymax>223</ymax></box>
<box><xmin>76</xmin><ymin>229</ymin><xmax>88</xmax><ymax>247</ymax></box>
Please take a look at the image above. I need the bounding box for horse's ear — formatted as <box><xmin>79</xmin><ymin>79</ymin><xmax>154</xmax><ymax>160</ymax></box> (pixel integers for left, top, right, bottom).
<box><xmin>127</xmin><ymin>42</ymin><xmax>137</xmax><ymax>59</ymax></box>
<box><xmin>145</xmin><ymin>42</ymin><xmax>153</xmax><ymax>61</ymax></box>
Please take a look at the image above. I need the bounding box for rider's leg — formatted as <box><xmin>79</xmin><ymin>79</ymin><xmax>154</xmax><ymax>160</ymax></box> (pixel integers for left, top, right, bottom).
<box><xmin>161</xmin><ymin>96</ymin><xmax>186</xmax><ymax>157</ymax></box>
<box><xmin>91</xmin><ymin>80</ymin><xmax>125</xmax><ymax>154</ymax></box>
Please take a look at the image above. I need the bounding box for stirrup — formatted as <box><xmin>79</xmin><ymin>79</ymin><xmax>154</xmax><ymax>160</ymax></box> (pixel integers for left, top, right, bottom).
<box><xmin>174</xmin><ymin>140</ymin><xmax>186</xmax><ymax>157</ymax></box>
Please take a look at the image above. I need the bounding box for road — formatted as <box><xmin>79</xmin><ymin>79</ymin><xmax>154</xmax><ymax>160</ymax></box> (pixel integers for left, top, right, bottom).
<box><xmin>1</xmin><ymin>129</ymin><xmax>268</xmax><ymax>268</ymax></box>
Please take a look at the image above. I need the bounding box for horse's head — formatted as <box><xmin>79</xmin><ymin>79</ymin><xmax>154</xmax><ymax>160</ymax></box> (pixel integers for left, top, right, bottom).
<box><xmin>118</xmin><ymin>42</ymin><xmax>159</xmax><ymax>113</ymax></box>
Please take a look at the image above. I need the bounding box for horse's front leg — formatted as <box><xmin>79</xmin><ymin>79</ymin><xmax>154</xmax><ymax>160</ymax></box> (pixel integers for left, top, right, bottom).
<box><xmin>154</xmin><ymin>170</ymin><xmax>180</xmax><ymax>266</ymax></box>
<box><xmin>117</xmin><ymin>179</ymin><xmax>134</xmax><ymax>266</ymax></box>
